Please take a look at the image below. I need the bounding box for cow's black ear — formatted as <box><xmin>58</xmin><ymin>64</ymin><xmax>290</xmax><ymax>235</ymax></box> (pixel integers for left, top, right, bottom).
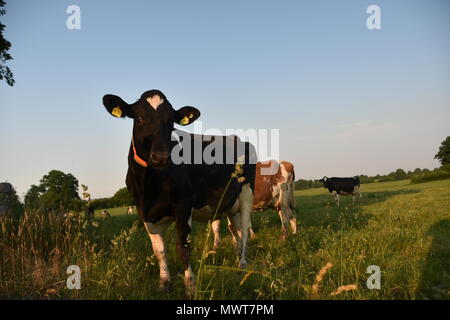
<box><xmin>102</xmin><ymin>94</ymin><xmax>132</xmax><ymax>118</ymax></box>
<box><xmin>175</xmin><ymin>106</ymin><xmax>200</xmax><ymax>126</ymax></box>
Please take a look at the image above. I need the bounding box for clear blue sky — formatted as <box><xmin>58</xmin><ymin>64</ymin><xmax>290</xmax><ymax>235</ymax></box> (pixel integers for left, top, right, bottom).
<box><xmin>1</xmin><ymin>0</ymin><xmax>449</xmax><ymax>199</ymax></box>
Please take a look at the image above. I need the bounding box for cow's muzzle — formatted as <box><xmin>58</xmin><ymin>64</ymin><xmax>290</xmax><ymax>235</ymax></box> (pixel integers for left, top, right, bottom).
<box><xmin>150</xmin><ymin>151</ymin><xmax>170</xmax><ymax>167</ymax></box>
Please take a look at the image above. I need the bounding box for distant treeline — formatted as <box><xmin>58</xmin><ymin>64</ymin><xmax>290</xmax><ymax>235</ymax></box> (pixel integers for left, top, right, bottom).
<box><xmin>89</xmin><ymin>187</ymin><xmax>135</xmax><ymax>210</ymax></box>
<box><xmin>294</xmin><ymin>166</ymin><xmax>450</xmax><ymax>190</ymax></box>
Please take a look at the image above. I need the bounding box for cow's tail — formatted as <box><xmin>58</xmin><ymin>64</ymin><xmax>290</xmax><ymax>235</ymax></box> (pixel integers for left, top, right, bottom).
<box><xmin>289</xmin><ymin>169</ymin><xmax>296</xmax><ymax>211</ymax></box>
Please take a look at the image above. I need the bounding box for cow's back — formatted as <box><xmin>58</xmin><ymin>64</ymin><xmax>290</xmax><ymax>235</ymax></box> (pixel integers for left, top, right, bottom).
<box><xmin>180</xmin><ymin>133</ymin><xmax>256</xmax><ymax>220</ymax></box>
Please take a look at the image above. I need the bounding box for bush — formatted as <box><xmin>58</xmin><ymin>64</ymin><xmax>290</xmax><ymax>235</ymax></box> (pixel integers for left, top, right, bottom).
<box><xmin>112</xmin><ymin>187</ymin><xmax>135</xmax><ymax>207</ymax></box>
<box><xmin>410</xmin><ymin>168</ymin><xmax>450</xmax><ymax>184</ymax></box>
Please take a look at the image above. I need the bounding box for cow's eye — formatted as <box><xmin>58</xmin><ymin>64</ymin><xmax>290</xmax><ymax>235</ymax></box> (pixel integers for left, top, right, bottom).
<box><xmin>137</xmin><ymin>116</ymin><xmax>143</xmax><ymax>123</ymax></box>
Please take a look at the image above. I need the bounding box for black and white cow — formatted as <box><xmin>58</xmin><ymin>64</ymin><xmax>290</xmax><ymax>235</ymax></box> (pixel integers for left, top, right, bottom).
<box><xmin>102</xmin><ymin>89</ymin><xmax>256</xmax><ymax>296</ymax></box>
<box><xmin>319</xmin><ymin>176</ymin><xmax>361</xmax><ymax>206</ymax></box>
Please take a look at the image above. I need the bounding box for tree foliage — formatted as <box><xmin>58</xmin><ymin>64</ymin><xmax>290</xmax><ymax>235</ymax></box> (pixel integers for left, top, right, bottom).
<box><xmin>0</xmin><ymin>182</ymin><xmax>23</xmax><ymax>216</ymax></box>
<box><xmin>24</xmin><ymin>170</ymin><xmax>81</xmax><ymax>212</ymax></box>
<box><xmin>434</xmin><ymin>136</ymin><xmax>450</xmax><ymax>166</ymax></box>
<box><xmin>0</xmin><ymin>0</ymin><xmax>14</xmax><ymax>86</ymax></box>
<box><xmin>112</xmin><ymin>187</ymin><xmax>134</xmax><ymax>206</ymax></box>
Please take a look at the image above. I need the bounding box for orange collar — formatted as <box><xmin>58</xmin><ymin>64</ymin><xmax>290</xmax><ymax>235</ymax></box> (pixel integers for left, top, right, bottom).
<box><xmin>132</xmin><ymin>136</ymin><xmax>149</xmax><ymax>168</ymax></box>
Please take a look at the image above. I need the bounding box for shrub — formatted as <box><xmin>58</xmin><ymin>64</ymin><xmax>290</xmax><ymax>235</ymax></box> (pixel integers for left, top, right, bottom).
<box><xmin>410</xmin><ymin>168</ymin><xmax>450</xmax><ymax>184</ymax></box>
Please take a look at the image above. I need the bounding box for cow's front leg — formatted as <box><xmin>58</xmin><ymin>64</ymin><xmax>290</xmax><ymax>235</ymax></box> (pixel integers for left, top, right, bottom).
<box><xmin>333</xmin><ymin>192</ymin><xmax>340</xmax><ymax>207</ymax></box>
<box><xmin>238</xmin><ymin>183</ymin><xmax>253</xmax><ymax>268</ymax></box>
<box><xmin>248</xmin><ymin>219</ymin><xmax>257</xmax><ymax>239</ymax></box>
<box><xmin>144</xmin><ymin>221</ymin><xmax>171</xmax><ymax>292</ymax></box>
<box><xmin>228</xmin><ymin>214</ymin><xmax>242</xmax><ymax>256</ymax></box>
<box><xmin>175</xmin><ymin>211</ymin><xmax>195</xmax><ymax>297</ymax></box>
<box><xmin>277</xmin><ymin>209</ymin><xmax>290</xmax><ymax>241</ymax></box>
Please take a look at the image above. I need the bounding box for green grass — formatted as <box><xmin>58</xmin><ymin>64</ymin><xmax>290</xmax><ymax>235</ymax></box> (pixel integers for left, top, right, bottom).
<box><xmin>1</xmin><ymin>179</ymin><xmax>449</xmax><ymax>299</ymax></box>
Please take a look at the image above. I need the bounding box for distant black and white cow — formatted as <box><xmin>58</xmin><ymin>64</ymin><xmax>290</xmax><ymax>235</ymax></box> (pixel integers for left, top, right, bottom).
<box><xmin>319</xmin><ymin>176</ymin><xmax>361</xmax><ymax>206</ymax></box>
<box><xmin>102</xmin><ymin>89</ymin><xmax>256</xmax><ymax>296</ymax></box>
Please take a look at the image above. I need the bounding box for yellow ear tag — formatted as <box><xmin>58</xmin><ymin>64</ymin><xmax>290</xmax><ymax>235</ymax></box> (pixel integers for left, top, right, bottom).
<box><xmin>189</xmin><ymin>113</ymin><xmax>194</xmax><ymax>119</ymax></box>
<box><xmin>112</xmin><ymin>106</ymin><xmax>122</xmax><ymax>117</ymax></box>
<box><xmin>180</xmin><ymin>116</ymin><xmax>189</xmax><ymax>125</ymax></box>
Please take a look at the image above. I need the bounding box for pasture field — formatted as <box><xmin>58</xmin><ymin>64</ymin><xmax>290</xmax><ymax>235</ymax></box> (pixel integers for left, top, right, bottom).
<box><xmin>1</xmin><ymin>179</ymin><xmax>449</xmax><ymax>300</ymax></box>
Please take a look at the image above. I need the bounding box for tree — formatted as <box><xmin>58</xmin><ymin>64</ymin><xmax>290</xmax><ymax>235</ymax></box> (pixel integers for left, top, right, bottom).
<box><xmin>24</xmin><ymin>170</ymin><xmax>81</xmax><ymax>212</ymax></box>
<box><xmin>8</xmin><ymin>185</ymin><xmax>23</xmax><ymax>216</ymax></box>
<box><xmin>39</xmin><ymin>170</ymin><xmax>80</xmax><ymax>211</ymax></box>
<box><xmin>434</xmin><ymin>136</ymin><xmax>450</xmax><ymax>166</ymax></box>
<box><xmin>112</xmin><ymin>187</ymin><xmax>135</xmax><ymax>206</ymax></box>
<box><xmin>0</xmin><ymin>182</ymin><xmax>23</xmax><ymax>216</ymax></box>
<box><xmin>24</xmin><ymin>184</ymin><xmax>42</xmax><ymax>210</ymax></box>
<box><xmin>393</xmin><ymin>168</ymin><xmax>408</xmax><ymax>180</ymax></box>
<box><xmin>0</xmin><ymin>1</ymin><xmax>14</xmax><ymax>86</ymax></box>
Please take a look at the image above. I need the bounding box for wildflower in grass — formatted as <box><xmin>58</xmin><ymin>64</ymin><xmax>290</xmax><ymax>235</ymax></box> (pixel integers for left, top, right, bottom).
<box><xmin>312</xmin><ymin>262</ymin><xmax>333</xmax><ymax>294</ymax></box>
<box><xmin>330</xmin><ymin>284</ymin><xmax>358</xmax><ymax>296</ymax></box>
<box><xmin>240</xmin><ymin>271</ymin><xmax>255</xmax><ymax>286</ymax></box>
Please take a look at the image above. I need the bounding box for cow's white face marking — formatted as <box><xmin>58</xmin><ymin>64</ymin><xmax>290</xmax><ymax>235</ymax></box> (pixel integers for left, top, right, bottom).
<box><xmin>146</xmin><ymin>95</ymin><xmax>164</xmax><ymax>109</ymax></box>
<box><xmin>323</xmin><ymin>176</ymin><xmax>328</xmax><ymax>182</ymax></box>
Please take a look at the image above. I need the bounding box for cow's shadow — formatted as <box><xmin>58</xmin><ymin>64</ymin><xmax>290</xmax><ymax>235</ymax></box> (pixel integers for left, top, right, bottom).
<box><xmin>415</xmin><ymin>219</ymin><xmax>450</xmax><ymax>300</ymax></box>
<box><xmin>250</xmin><ymin>189</ymin><xmax>420</xmax><ymax>242</ymax></box>
<box><xmin>305</xmin><ymin>189</ymin><xmax>417</xmax><ymax>225</ymax></box>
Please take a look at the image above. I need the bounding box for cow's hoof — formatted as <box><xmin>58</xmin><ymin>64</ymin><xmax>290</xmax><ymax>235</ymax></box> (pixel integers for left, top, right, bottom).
<box><xmin>159</xmin><ymin>279</ymin><xmax>171</xmax><ymax>293</ymax></box>
<box><xmin>239</xmin><ymin>260</ymin><xmax>248</xmax><ymax>269</ymax></box>
<box><xmin>185</xmin><ymin>283</ymin><xmax>196</xmax><ymax>298</ymax></box>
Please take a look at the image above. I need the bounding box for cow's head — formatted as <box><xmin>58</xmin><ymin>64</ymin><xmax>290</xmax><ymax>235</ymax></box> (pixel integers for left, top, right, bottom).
<box><xmin>318</xmin><ymin>176</ymin><xmax>328</xmax><ymax>188</ymax></box>
<box><xmin>103</xmin><ymin>89</ymin><xmax>200</xmax><ymax>168</ymax></box>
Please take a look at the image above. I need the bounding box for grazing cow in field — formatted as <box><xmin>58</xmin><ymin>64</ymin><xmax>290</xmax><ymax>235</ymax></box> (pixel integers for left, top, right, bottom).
<box><xmin>211</xmin><ymin>160</ymin><xmax>297</xmax><ymax>247</ymax></box>
<box><xmin>102</xmin><ymin>89</ymin><xmax>256</xmax><ymax>295</ymax></box>
<box><xmin>102</xmin><ymin>210</ymin><xmax>111</xmax><ymax>217</ymax></box>
<box><xmin>252</xmin><ymin>160</ymin><xmax>297</xmax><ymax>240</ymax></box>
<box><xmin>319</xmin><ymin>176</ymin><xmax>361</xmax><ymax>206</ymax></box>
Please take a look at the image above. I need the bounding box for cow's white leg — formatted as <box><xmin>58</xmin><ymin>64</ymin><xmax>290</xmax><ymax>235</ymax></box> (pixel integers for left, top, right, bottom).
<box><xmin>144</xmin><ymin>220</ymin><xmax>172</xmax><ymax>291</ymax></box>
<box><xmin>277</xmin><ymin>209</ymin><xmax>290</xmax><ymax>241</ymax></box>
<box><xmin>212</xmin><ymin>219</ymin><xmax>221</xmax><ymax>249</ymax></box>
<box><xmin>247</xmin><ymin>215</ymin><xmax>257</xmax><ymax>239</ymax></box>
<box><xmin>352</xmin><ymin>193</ymin><xmax>356</xmax><ymax>205</ymax></box>
<box><xmin>279</xmin><ymin>181</ymin><xmax>297</xmax><ymax>239</ymax></box>
<box><xmin>289</xmin><ymin>217</ymin><xmax>297</xmax><ymax>234</ymax></box>
<box><xmin>175</xmin><ymin>210</ymin><xmax>195</xmax><ymax>297</ymax></box>
<box><xmin>238</xmin><ymin>183</ymin><xmax>253</xmax><ymax>268</ymax></box>
<box><xmin>184</xmin><ymin>265</ymin><xmax>195</xmax><ymax>297</ymax></box>
<box><xmin>335</xmin><ymin>193</ymin><xmax>340</xmax><ymax>206</ymax></box>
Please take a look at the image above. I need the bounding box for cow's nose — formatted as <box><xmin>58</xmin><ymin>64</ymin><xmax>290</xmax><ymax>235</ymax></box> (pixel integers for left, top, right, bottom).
<box><xmin>150</xmin><ymin>152</ymin><xmax>169</xmax><ymax>165</ymax></box>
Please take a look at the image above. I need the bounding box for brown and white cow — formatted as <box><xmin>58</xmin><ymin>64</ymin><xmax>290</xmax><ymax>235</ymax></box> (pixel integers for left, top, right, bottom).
<box><xmin>251</xmin><ymin>160</ymin><xmax>297</xmax><ymax>240</ymax></box>
<box><xmin>211</xmin><ymin>160</ymin><xmax>297</xmax><ymax>248</ymax></box>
